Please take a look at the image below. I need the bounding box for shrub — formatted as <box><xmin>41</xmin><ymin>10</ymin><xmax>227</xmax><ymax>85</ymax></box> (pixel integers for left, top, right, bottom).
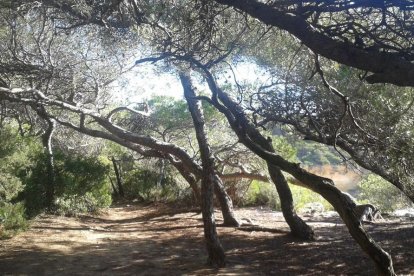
<box><xmin>290</xmin><ymin>185</ymin><xmax>333</xmax><ymax>212</ymax></box>
<box><xmin>0</xmin><ymin>202</ymin><xmax>28</xmax><ymax>239</ymax></box>
<box><xmin>241</xmin><ymin>180</ymin><xmax>333</xmax><ymax>212</ymax></box>
<box><xmin>22</xmin><ymin>152</ymin><xmax>112</xmax><ymax>217</ymax></box>
<box><xmin>242</xmin><ymin>181</ymin><xmax>281</xmax><ymax>210</ymax></box>
<box><xmin>357</xmin><ymin>174</ymin><xmax>412</xmax><ymax>212</ymax></box>
<box><xmin>54</xmin><ymin>192</ymin><xmax>110</xmax><ymax>216</ymax></box>
<box><xmin>123</xmin><ymin>168</ymin><xmax>178</xmax><ymax>202</ymax></box>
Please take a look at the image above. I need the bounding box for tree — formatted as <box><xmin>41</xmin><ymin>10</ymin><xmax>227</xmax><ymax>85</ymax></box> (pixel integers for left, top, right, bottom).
<box><xmin>181</xmin><ymin>72</ymin><xmax>226</xmax><ymax>266</ymax></box>
<box><xmin>186</xmin><ymin>63</ymin><xmax>394</xmax><ymax>274</ymax></box>
<box><xmin>236</xmin><ymin>35</ymin><xmax>414</xmax><ymax>202</ymax></box>
<box><xmin>1</xmin><ymin>1</ymin><xmax>411</xmax><ymax>274</ymax></box>
<box><xmin>213</xmin><ymin>0</ymin><xmax>414</xmax><ymax>86</ymax></box>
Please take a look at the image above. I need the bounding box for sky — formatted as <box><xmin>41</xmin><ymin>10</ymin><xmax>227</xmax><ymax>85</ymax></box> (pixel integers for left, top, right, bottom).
<box><xmin>110</xmin><ymin>60</ymin><xmax>270</xmax><ymax>105</ymax></box>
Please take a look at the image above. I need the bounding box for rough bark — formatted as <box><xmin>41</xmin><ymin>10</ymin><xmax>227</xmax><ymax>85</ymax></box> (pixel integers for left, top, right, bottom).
<box><xmin>296</xmin><ymin>129</ymin><xmax>414</xmax><ymax>204</ymax></box>
<box><xmin>214</xmin><ymin>0</ymin><xmax>414</xmax><ymax>87</ymax></box>
<box><xmin>212</xmin><ymin>174</ymin><xmax>240</xmax><ymax>227</ymax></box>
<box><xmin>168</xmin><ymin>157</ymin><xmax>201</xmax><ymax>204</ymax></box>
<box><xmin>156</xmin><ymin>158</ymin><xmax>166</xmax><ymax>188</ymax></box>
<box><xmin>181</xmin><ymin>72</ymin><xmax>226</xmax><ymax>267</ymax></box>
<box><xmin>267</xmin><ymin>163</ymin><xmax>315</xmax><ymax>240</ymax></box>
<box><xmin>111</xmin><ymin>157</ymin><xmax>125</xmax><ymax>197</ymax></box>
<box><xmin>204</xmin><ymin>79</ymin><xmax>395</xmax><ymax>275</ymax></box>
<box><xmin>250</xmin><ymin>133</ymin><xmax>315</xmax><ymax>240</ymax></box>
<box><xmin>220</xmin><ymin>171</ymin><xmax>268</xmax><ymax>183</ymax></box>
<box><xmin>109</xmin><ymin>176</ymin><xmax>119</xmax><ymax>195</ymax></box>
<box><xmin>197</xmin><ymin>77</ymin><xmax>313</xmax><ymax>238</ymax></box>
<box><xmin>40</xmin><ymin>115</ymin><xmax>56</xmax><ymax>209</ymax></box>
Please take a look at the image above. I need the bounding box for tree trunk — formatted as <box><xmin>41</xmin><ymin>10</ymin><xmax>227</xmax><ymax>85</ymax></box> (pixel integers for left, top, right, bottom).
<box><xmin>42</xmin><ymin>118</ymin><xmax>56</xmax><ymax>209</ymax></box>
<box><xmin>205</xmin><ymin>87</ymin><xmax>313</xmax><ymax>238</ymax></box>
<box><xmin>267</xmin><ymin>163</ymin><xmax>315</xmax><ymax>240</ymax></box>
<box><xmin>208</xmin><ymin>84</ymin><xmax>395</xmax><ymax>275</ymax></box>
<box><xmin>169</xmin><ymin>158</ymin><xmax>202</xmax><ymax>205</ymax></box>
<box><xmin>109</xmin><ymin>176</ymin><xmax>119</xmax><ymax>196</ymax></box>
<box><xmin>213</xmin><ymin>174</ymin><xmax>240</xmax><ymax>226</ymax></box>
<box><xmin>181</xmin><ymin>72</ymin><xmax>226</xmax><ymax>267</ymax></box>
<box><xmin>111</xmin><ymin>157</ymin><xmax>125</xmax><ymax>197</ymax></box>
<box><xmin>157</xmin><ymin>158</ymin><xmax>166</xmax><ymax>188</ymax></box>
<box><xmin>261</xmin><ymin>144</ymin><xmax>314</xmax><ymax>239</ymax></box>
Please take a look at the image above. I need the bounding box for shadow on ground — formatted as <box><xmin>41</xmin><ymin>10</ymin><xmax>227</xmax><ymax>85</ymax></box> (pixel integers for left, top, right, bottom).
<box><xmin>0</xmin><ymin>205</ymin><xmax>413</xmax><ymax>275</ymax></box>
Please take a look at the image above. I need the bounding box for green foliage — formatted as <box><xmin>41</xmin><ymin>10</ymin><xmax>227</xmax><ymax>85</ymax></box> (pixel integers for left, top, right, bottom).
<box><xmin>242</xmin><ymin>180</ymin><xmax>333</xmax><ymax>211</ymax></box>
<box><xmin>0</xmin><ymin>126</ymin><xmax>41</xmax><ymax>203</ymax></box>
<box><xmin>0</xmin><ymin>202</ymin><xmax>28</xmax><ymax>239</ymax></box>
<box><xmin>357</xmin><ymin>174</ymin><xmax>412</xmax><ymax>212</ymax></box>
<box><xmin>123</xmin><ymin>168</ymin><xmax>178</xmax><ymax>202</ymax></box>
<box><xmin>149</xmin><ymin>96</ymin><xmax>192</xmax><ymax>130</ymax></box>
<box><xmin>295</xmin><ymin>140</ymin><xmax>342</xmax><ymax>166</ymax></box>
<box><xmin>290</xmin><ymin>185</ymin><xmax>333</xmax><ymax>211</ymax></box>
<box><xmin>0</xmin><ymin>126</ymin><xmax>40</xmax><ymax>238</ymax></box>
<box><xmin>23</xmin><ymin>152</ymin><xmax>112</xmax><ymax>217</ymax></box>
<box><xmin>272</xmin><ymin>136</ymin><xmax>298</xmax><ymax>162</ymax></box>
<box><xmin>242</xmin><ymin>181</ymin><xmax>281</xmax><ymax>210</ymax></box>
<box><xmin>54</xmin><ymin>192</ymin><xmax>104</xmax><ymax>217</ymax></box>
<box><xmin>0</xmin><ymin>173</ymin><xmax>23</xmax><ymax>202</ymax></box>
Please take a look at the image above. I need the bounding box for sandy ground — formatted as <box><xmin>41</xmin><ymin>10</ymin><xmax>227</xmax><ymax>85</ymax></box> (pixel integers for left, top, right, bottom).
<box><xmin>0</xmin><ymin>203</ymin><xmax>413</xmax><ymax>275</ymax></box>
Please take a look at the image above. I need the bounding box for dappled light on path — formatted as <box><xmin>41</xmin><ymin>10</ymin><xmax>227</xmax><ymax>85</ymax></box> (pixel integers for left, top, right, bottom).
<box><xmin>1</xmin><ymin>204</ymin><xmax>413</xmax><ymax>275</ymax></box>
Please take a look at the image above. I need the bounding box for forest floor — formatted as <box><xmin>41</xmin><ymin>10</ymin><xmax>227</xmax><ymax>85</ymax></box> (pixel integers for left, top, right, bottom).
<box><xmin>1</xmin><ymin>203</ymin><xmax>413</xmax><ymax>275</ymax></box>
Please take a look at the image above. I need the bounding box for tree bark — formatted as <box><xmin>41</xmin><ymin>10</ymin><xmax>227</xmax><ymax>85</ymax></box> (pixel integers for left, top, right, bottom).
<box><xmin>41</xmin><ymin>117</ymin><xmax>56</xmax><ymax>209</ymax></box>
<box><xmin>181</xmin><ymin>72</ymin><xmax>226</xmax><ymax>267</ymax></box>
<box><xmin>213</xmin><ymin>0</ymin><xmax>414</xmax><ymax>87</ymax></box>
<box><xmin>109</xmin><ymin>176</ymin><xmax>119</xmax><ymax>195</ymax></box>
<box><xmin>267</xmin><ymin>163</ymin><xmax>315</xmax><ymax>240</ymax></box>
<box><xmin>279</xmin><ymin>120</ymin><xmax>414</xmax><ymax>204</ymax></box>
<box><xmin>212</xmin><ymin>174</ymin><xmax>240</xmax><ymax>226</ymax></box>
<box><xmin>111</xmin><ymin>157</ymin><xmax>125</xmax><ymax>197</ymax></box>
<box><xmin>157</xmin><ymin>158</ymin><xmax>166</xmax><ymax>188</ymax></box>
<box><xmin>203</xmin><ymin>79</ymin><xmax>395</xmax><ymax>275</ymax></box>
<box><xmin>202</xmin><ymin>85</ymin><xmax>313</xmax><ymax>238</ymax></box>
<box><xmin>168</xmin><ymin>157</ymin><xmax>202</xmax><ymax>204</ymax></box>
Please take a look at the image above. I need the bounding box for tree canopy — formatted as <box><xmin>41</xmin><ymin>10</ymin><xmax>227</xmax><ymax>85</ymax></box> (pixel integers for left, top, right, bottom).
<box><xmin>1</xmin><ymin>1</ymin><xmax>413</xmax><ymax>275</ymax></box>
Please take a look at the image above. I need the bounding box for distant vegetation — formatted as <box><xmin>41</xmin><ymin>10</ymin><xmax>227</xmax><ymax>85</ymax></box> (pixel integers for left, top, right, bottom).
<box><xmin>0</xmin><ymin>126</ymin><xmax>112</xmax><ymax>238</ymax></box>
<box><xmin>2</xmin><ymin>122</ymin><xmax>412</xmax><ymax>239</ymax></box>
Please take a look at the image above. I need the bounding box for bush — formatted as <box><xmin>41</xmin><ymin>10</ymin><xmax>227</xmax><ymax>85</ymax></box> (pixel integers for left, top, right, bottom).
<box><xmin>357</xmin><ymin>174</ymin><xmax>412</xmax><ymax>212</ymax></box>
<box><xmin>0</xmin><ymin>202</ymin><xmax>28</xmax><ymax>239</ymax></box>
<box><xmin>22</xmin><ymin>152</ymin><xmax>112</xmax><ymax>217</ymax></box>
<box><xmin>241</xmin><ymin>180</ymin><xmax>333</xmax><ymax>212</ymax></box>
<box><xmin>290</xmin><ymin>185</ymin><xmax>333</xmax><ymax>212</ymax></box>
<box><xmin>123</xmin><ymin>168</ymin><xmax>179</xmax><ymax>202</ymax></box>
<box><xmin>242</xmin><ymin>181</ymin><xmax>281</xmax><ymax>210</ymax></box>
<box><xmin>54</xmin><ymin>192</ymin><xmax>108</xmax><ymax>216</ymax></box>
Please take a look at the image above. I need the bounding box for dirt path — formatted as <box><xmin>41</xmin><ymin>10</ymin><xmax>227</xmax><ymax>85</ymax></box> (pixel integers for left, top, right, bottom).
<box><xmin>1</xmin><ymin>204</ymin><xmax>413</xmax><ymax>275</ymax></box>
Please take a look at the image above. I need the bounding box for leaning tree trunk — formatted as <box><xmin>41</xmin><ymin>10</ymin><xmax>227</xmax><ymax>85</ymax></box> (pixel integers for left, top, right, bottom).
<box><xmin>267</xmin><ymin>163</ymin><xmax>314</xmax><ymax>240</ymax></box>
<box><xmin>157</xmin><ymin>158</ymin><xmax>166</xmax><ymax>188</ymax></box>
<box><xmin>251</xmin><ymin>130</ymin><xmax>314</xmax><ymax>239</ymax></box>
<box><xmin>172</xmin><ymin>155</ymin><xmax>239</xmax><ymax>225</ymax></box>
<box><xmin>212</xmin><ymin>174</ymin><xmax>240</xmax><ymax>226</ymax></box>
<box><xmin>169</xmin><ymin>158</ymin><xmax>202</xmax><ymax>204</ymax></box>
<box><xmin>181</xmin><ymin>72</ymin><xmax>226</xmax><ymax>267</ymax></box>
<box><xmin>41</xmin><ymin>117</ymin><xmax>56</xmax><ymax>209</ymax></box>
<box><xmin>209</xmin><ymin>84</ymin><xmax>395</xmax><ymax>275</ymax></box>
<box><xmin>111</xmin><ymin>157</ymin><xmax>125</xmax><ymax>198</ymax></box>
<box><xmin>208</xmin><ymin>87</ymin><xmax>314</xmax><ymax>239</ymax></box>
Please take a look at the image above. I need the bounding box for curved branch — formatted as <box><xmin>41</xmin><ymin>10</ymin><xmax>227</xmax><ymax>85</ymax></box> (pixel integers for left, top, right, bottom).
<box><xmin>214</xmin><ymin>0</ymin><xmax>414</xmax><ymax>86</ymax></box>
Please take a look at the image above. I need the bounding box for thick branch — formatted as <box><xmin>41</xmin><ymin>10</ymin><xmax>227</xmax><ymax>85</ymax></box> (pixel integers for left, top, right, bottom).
<box><xmin>214</xmin><ymin>0</ymin><xmax>414</xmax><ymax>86</ymax></box>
